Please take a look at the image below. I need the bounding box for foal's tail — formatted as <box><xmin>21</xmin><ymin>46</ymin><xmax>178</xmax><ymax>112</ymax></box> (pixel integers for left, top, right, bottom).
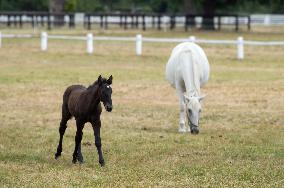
<box><xmin>62</xmin><ymin>86</ymin><xmax>73</xmax><ymax>106</ymax></box>
<box><xmin>61</xmin><ymin>86</ymin><xmax>74</xmax><ymax>119</ymax></box>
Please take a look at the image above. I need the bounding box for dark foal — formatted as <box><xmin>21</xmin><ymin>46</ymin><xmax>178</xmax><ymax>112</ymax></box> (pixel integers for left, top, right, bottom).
<box><xmin>55</xmin><ymin>75</ymin><xmax>113</xmax><ymax>166</ymax></box>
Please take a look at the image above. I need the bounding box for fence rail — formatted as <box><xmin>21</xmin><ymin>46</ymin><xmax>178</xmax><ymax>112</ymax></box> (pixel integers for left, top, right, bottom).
<box><xmin>1</xmin><ymin>32</ymin><xmax>284</xmax><ymax>60</ymax></box>
<box><xmin>1</xmin><ymin>34</ymin><xmax>33</xmax><ymax>38</ymax></box>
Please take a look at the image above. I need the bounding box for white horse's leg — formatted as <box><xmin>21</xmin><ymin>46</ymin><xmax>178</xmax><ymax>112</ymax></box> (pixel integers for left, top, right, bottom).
<box><xmin>176</xmin><ymin>85</ymin><xmax>186</xmax><ymax>133</ymax></box>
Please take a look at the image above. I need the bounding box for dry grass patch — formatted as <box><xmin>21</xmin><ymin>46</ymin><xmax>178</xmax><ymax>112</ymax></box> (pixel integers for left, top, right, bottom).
<box><xmin>0</xmin><ymin>30</ymin><xmax>283</xmax><ymax>187</ymax></box>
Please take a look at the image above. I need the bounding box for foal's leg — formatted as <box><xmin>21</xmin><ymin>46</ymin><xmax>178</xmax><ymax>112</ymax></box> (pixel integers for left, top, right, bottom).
<box><xmin>72</xmin><ymin>119</ymin><xmax>84</xmax><ymax>164</ymax></box>
<box><xmin>77</xmin><ymin>143</ymin><xmax>84</xmax><ymax>163</ymax></box>
<box><xmin>91</xmin><ymin>120</ymin><xmax>105</xmax><ymax>166</ymax></box>
<box><xmin>55</xmin><ymin>106</ymin><xmax>71</xmax><ymax>159</ymax></box>
<box><xmin>176</xmin><ymin>85</ymin><xmax>186</xmax><ymax>133</ymax></box>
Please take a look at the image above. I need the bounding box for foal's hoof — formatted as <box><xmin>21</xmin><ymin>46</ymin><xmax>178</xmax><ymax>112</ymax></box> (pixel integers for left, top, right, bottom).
<box><xmin>99</xmin><ymin>160</ymin><xmax>105</xmax><ymax>167</ymax></box>
<box><xmin>54</xmin><ymin>153</ymin><xmax>61</xmax><ymax>160</ymax></box>
<box><xmin>72</xmin><ymin>158</ymin><xmax>77</xmax><ymax>164</ymax></box>
<box><xmin>77</xmin><ymin>156</ymin><xmax>84</xmax><ymax>164</ymax></box>
<box><xmin>76</xmin><ymin>152</ymin><xmax>84</xmax><ymax>164</ymax></box>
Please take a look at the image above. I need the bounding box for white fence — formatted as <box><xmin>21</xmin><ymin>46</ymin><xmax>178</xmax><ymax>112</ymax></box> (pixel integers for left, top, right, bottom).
<box><xmin>1</xmin><ymin>32</ymin><xmax>284</xmax><ymax>60</ymax></box>
<box><xmin>251</xmin><ymin>14</ymin><xmax>284</xmax><ymax>26</ymax></box>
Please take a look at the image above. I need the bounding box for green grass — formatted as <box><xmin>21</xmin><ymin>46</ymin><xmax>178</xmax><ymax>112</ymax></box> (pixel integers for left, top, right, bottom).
<box><xmin>0</xmin><ymin>29</ymin><xmax>283</xmax><ymax>187</ymax></box>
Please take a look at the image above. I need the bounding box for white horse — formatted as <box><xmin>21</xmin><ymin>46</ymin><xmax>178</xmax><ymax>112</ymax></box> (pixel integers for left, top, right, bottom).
<box><xmin>166</xmin><ymin>42</ymin><xmax>210</xmax><ymax>134</ymax></box>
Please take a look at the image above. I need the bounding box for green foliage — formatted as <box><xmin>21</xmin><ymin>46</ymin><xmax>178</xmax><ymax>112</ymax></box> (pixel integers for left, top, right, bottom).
<box><xmin>64</xmin><ymin>0</ymin><xmax>77</xmax><ymax>12</ymax></box>
<box><xmin>76</xmin><ymin>0</ymin><xmax>103</xmax><ymax>12</ymax></box>
<box><xmin>0</xmin><ymin>0</ymin><xmax>49</xmax><ymax>11</ymax></box>
<box><xmin>150</xmin><ymin>0</ymin><xmax>169</xmax><ymax>13</ymax></box>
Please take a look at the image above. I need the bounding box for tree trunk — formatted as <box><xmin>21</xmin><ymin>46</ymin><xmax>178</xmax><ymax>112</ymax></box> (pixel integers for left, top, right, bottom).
<box><xmin>201</xmin><ymin>0</ymin><xmax>216</xmax><ymax>30</ymax></box>
<box><xmin>202</xmin><ymin>15</ymin><xmax>215</xmax><ymax>30</ymax></box>
<box><xmin>184</xmin><ymin>0</ymin><xmax>197</xmax><ymax>28</ymax></box>
<box><xmin>184</xmin><ymin>0</ymin><xmax>196</xmax><ymax>14</ymax></box>
<box><xmin>50</xmin><ymin>0</ymin><xmax>66</xmax><ymax>26</ymax></box>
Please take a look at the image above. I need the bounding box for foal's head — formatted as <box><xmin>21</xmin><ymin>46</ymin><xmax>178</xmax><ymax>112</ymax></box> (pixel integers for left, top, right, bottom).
<box><xmin>184</xmin><ymin>95</ymin><xmax>205</xmax><ymax>134</ymax></box>
<box><xmin>98</xmin><ymin>75</ymin><xmax>113</xmax><ymax>112</ymax></box>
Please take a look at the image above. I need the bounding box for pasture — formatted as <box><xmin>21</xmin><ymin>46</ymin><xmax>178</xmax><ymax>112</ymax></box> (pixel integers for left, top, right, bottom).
<box><xmin>0</xmin><ymin>29</ymin><xmax>283</xmax><ymax>187</ymax></box>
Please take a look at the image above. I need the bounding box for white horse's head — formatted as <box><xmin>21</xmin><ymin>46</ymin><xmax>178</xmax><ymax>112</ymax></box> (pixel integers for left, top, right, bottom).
<box><xmin>184</xmin><ymin>95</ymin><xmax>205</xmax><ymax>134</ymax></box>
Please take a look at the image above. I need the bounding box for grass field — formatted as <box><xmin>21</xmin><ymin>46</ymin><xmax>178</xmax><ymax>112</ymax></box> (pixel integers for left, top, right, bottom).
<box><xmin>0</xmin><ymin>29</ymin><xmax>283</xmax><ymax>187</ymax></box>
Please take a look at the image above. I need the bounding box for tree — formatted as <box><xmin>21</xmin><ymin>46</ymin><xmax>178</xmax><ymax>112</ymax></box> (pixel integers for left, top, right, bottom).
<box><xmin>0</xmin><ymin>0</ymin><xmax>49</xmax><ymax>11</ymax></box>
<box><xmin>64</xmin><ymin>0</ymin><xmax>76</xmax><ymax>12</ymax></box>
<box><xmin>184</xmin><ymin>0</ymin><xmax>238</xmax><ymax>30</ymax></box>
<box><xmin>183</xmin><ymin>0</ymin><xmax>197</xmax><ymax>14</ymax></box>
<box><xmin>50</xmin><ymin>0</ymin><xmax>65</xmax><ymax>13</ymax></box>
<box><xmin>201</xmin><ymin>0</ymin><xmax>217</xmax><ymax>30</ymax></box>
<box><xmin>50</xmin><ymin>0</ymin><xmax>66</xmax><ymax>26</ymax></box>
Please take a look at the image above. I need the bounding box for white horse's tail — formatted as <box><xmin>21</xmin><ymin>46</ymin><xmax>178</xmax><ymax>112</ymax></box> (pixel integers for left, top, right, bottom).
<box><xmin>179</xmin><ymin>50</ymin><xmax>201</xmax><ymax>96</ymax></box>
<box><xmin>191</xmin><ymin>52</ymin><xmax>201</xmax><ymax>96</ymax></box>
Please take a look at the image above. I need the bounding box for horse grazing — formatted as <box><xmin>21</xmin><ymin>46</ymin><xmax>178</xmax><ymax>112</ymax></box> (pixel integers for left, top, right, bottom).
<box><xmin>55</xmin><ymin>75</ymin><xmax>113</xmax><ymax>166</ymax></box>
<box><xmin>166</xmin><ymin>42</ymin><xmax>210</xmax><ymax>134</ymax></box>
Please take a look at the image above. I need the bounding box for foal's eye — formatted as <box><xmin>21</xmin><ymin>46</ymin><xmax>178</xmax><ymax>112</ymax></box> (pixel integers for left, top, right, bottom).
<box><xmin>199</xmin><ymin>109</ymin><xmax>202</xmax><ymax>113</ymax></box>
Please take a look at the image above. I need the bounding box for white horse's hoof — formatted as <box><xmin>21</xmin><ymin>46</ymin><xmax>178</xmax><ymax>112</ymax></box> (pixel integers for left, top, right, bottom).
<box><xmin>178</xmin><ymin>128</ymin><xmax>186</xmax><ymax>133</ymax></box>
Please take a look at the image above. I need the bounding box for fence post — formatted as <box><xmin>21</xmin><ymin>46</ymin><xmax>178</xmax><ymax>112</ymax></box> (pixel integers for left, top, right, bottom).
<box><xmin>237</xmin><ymin>36</ymin><xmax>244</xmax><ymax>60</ymax></box>
<box><xmin>87</xmin><ymin>33</ymin><xmax>94</xmax><ymax>54</ymax></box>
<box><xmin>136</xmin><ymin>34</ymin><xmax>142</xmax><ymax>55</ymax></box>
<box><xmin>162</xmin><ymin>16</ymin><xmax>168</xmax><ymax>32</ymax></box>
<box><xmin>0</xmin><ymin>32</ymin><xmax>2</xmax><ymax>48</ymax></box>
<box><xmin>41</xmin><ymin>32</ymin><xmax>48</xmax><ymax>51</ymax></box>
<box><xmin>189</xmin><ymin>36</ymin><xmax>196</xmax><ymax>42</ymax></box>
<box><xmin>264</xmin><ymin>15</ymin><xmax>271</xmax><ymax>26</ymax></box>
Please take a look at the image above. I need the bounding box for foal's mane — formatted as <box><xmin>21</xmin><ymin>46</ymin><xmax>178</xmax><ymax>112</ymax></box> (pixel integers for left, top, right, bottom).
<box><xmin>87</xmin><ymin>78</ymin><xmax>107</xmax><ymax>90</ymax></box>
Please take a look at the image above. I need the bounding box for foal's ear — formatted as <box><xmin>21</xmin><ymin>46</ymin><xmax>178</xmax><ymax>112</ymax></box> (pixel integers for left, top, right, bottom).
<box><xmin>107</xmin><ymin>75</ymin><xmax>113</xmax><ymax>85</ymax></box>
<box><xmin>98</xmin><ymin>75</ymin><xmax>103</xmax><ymax>86</ymax></box>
